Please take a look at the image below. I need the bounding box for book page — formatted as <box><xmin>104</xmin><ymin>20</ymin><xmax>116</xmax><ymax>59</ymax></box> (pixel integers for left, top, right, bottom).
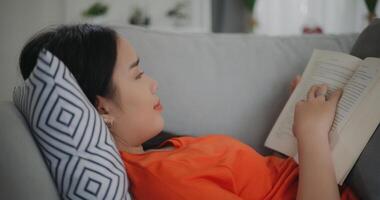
<box><xmin>329</xmin><ymin>61</ymin><xmax>379</xmax><ymax>148</ymax></box>
<box><xmin>330</xmin><ymin>58</ymin><xmax>380</xmax><ymax>184</ymax></box>
<box><xmin>264</xmin><ymin>50</ymin><xmax>361</xmax><ymax>156</ymax></box>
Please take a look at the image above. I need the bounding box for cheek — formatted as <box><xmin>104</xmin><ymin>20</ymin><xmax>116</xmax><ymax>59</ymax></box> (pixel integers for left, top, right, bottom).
<box><xmin>118</xmin><ymin>107</ymin><xmax>164</xmax><ymax>145</ymax></box>
<box><xmin>125</xmin><ymin>104</ymin><xmax>164</xmax><ymax>130</ymax></box>
<box><xmin>114</xmin><ymin>88</ymin><xmax>164</xmax><ymax>144</ymax></box>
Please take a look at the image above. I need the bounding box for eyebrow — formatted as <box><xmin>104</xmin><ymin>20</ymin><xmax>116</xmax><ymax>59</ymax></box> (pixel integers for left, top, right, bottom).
<box><xmin>129</xmin><ymin>57</ymin><xmax>140</xmax><ymax>69</ymax></box>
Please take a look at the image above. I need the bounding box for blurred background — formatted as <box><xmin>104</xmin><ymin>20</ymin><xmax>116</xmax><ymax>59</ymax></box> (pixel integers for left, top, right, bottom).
<box><xmin>0</xmin><ymin>0</ymin><xmax>379</xmax><ymax>101</ymax></box>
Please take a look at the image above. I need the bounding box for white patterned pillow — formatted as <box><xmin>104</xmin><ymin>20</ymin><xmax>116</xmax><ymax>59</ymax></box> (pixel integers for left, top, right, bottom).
<box><xmin>13</xmin><ymin>49</ymin><xmax>131</xmax><ymax>200</ymax></box>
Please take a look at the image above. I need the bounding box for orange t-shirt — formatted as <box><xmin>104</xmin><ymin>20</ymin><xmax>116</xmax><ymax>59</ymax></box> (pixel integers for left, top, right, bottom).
<box><xmin>120</xmin><ymin>135</ymin><xmax>358</xmax><ymax>200</ymax></box>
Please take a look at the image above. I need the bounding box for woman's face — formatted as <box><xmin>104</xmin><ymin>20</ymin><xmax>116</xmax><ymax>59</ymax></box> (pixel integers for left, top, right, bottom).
<box><xmin>97</xmin><ymin>36</ymin><xmax>164</xmax><ymax>150</ymax></box>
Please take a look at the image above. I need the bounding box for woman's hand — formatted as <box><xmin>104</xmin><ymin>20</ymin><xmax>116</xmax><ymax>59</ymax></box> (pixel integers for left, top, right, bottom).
<box><xmin>293</xmin><ymin>84</ymin><xmax>342</xmax><ymax>142</ymax></box>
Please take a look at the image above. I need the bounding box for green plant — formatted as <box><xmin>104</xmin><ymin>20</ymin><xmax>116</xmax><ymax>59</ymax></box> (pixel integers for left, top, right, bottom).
<box><xmin>243</xmin><ymin>0</ymin><xmax>256</xmax><ymax>11</ymax></box>
<box><xmin>166</xmin><ymin>1</ymin><xmax>189</xmax><ymax>19</ymax></box>
<box><xmin>82</xmin><ymin>2</ymin><xmax>109</xmax><ymax>17</ymax></box>
<box><xmin>365</xmin><ymin>0</ymin><xmax>378</xmax><ymax>13</ymax></box>
<box><xmin>129</xmin><ymin>7</ymin><xmax>150</xmax><ymax>26</ymax></box>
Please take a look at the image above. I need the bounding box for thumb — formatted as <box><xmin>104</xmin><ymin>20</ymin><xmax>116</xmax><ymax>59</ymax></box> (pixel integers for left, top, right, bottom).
<box><xmin>328</xmin><ymin>88</ymin><xmax>343</xmax><ymax>105</ymax></box>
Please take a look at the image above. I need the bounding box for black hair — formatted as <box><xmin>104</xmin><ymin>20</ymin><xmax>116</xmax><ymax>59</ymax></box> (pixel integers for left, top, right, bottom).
<box><xmin>19</xmin><ymin>24</ymin><xmax>117</xmax><ymax>105</ymax></box>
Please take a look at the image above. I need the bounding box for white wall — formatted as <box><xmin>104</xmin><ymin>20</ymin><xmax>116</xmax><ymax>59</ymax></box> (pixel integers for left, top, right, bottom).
<box><xmin>0</xmin><ymin>0</ymin><xmax>65</xmax><ymax>101</ymax></box>
<box><xmin>65</xmin><ymin>0</ymin><xmax>211</xmax><ymax>32</ymax></box>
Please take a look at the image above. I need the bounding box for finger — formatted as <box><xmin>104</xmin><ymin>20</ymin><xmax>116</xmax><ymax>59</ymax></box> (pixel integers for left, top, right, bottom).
<box><xmin>291</xmin><ymin>75</ymin><xmax>302</xmax><ymax>88</ymax></box>
<box><xmin>327</xmin><ymin>88</ymin><xmax>343</xmax><ymax>104</ymax></box>
<box><xmin>295</xmin><ymin>99</ymin><xmax>306</xmax><ymax>107</ymax></box>
<box><xmin>291</xmin><ymin>75</ymin><xmax>302</xmax><ymax>93</ymax></box>
<box><xmin>290</xmin><ymin>77</ymin><xmax>297</xmax><ymax>86</ymax></box>
<box><xmin>289</xmin><ymin>75</ymin><xmax>300</xmax><ymax>93</ymax></box>
<box><xmin>307</xmin><ymin>85</ymin><xmax>318</xmax><ymax>100</ymax></box>
<box><xmin>316</xmin><ymin>84</ymin><xmax>328</xmax><ymax>100</ymax></box>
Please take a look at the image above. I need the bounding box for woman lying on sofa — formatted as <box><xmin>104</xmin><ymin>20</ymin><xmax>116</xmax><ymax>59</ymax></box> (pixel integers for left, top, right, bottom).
<box><xmin>19</xmin><ymin>24</ymin><xmax>358</xmax><ymax>200</ymax></box>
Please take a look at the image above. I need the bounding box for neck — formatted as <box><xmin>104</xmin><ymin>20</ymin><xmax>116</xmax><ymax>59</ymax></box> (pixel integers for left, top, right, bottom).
<box><xmin>122</xmin><ymin>145</ymin><xmax>145</xmax><ymax>154</ymax></box>
<box><xmin>112</xmin><ymin>134</ymin><xmax>145</xmax><ymax>154</ymax></box>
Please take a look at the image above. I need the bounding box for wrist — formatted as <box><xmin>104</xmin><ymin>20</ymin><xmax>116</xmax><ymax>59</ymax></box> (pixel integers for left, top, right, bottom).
<box><xmin>296</xmin><ymin>131</ymin><xmax>330</xmax><ymax>148</ymax></box>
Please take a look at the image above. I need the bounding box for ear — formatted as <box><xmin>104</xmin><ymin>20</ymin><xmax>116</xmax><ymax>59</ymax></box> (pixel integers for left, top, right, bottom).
<box><xmin>95</xmin><ymin>95</ymin><xmax>111</xmax><ymax>114</ymax></box>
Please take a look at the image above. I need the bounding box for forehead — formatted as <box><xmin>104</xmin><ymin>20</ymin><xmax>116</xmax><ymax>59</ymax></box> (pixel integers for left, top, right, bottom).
<box><xmin>117</xmin><ymin>36</ymin><xmax>138</xmax><ymax>62</ymax></box>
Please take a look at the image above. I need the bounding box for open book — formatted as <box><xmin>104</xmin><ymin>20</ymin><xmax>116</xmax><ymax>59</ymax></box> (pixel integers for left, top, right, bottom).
<box><xmin>264</xmin><ymin>49</ymin><xmax>380</xmax><ymax>185</ymax></box>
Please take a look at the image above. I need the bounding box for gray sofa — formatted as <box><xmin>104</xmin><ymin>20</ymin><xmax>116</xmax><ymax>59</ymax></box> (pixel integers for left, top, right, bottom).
<box><xmin>0</xmin><ymin>24</ymin><xmax>358</xmax><ymax>199</ymax></box>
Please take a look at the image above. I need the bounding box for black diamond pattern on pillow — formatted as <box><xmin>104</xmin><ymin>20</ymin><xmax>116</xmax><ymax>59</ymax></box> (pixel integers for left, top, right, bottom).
<box><xmin>13</xmin><ymin>49</ymin><xmax>131</xmax><ymax>200</ymax></box>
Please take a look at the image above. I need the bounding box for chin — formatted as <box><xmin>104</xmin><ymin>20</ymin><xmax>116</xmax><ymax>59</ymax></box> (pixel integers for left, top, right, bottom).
<box><xmin>154</xmin><ymin>116</ymin><xmax>165</xmax><ymax>134</ymax></box>
<box><xmin>145</xmin><ymin>115</ymin><xmax>164</xmax><ymax>138</ymax></box>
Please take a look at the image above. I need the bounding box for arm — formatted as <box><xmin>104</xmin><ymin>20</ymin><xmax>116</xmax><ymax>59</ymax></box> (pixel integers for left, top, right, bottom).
<box><xmin>296</xmin><ymin>130</ymin><xmax>340</xmax><ymax>200</ymax></box>
<box><xmin>293</xmin><ymin>84</ymin><xmax>342</xmax><ymax>200</ymax></box>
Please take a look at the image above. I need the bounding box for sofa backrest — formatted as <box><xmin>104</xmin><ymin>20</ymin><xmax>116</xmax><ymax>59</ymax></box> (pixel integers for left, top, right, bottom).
<box><xmin>114</xmin><ymin>24</ymin><xmax>358</xmax><ymax>154</ymax></box>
